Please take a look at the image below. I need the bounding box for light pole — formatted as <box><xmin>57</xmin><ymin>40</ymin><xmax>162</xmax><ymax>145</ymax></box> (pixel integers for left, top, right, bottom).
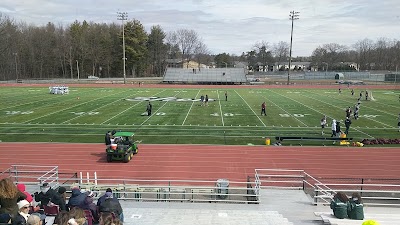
<box><xmin>117</xmin><ymin>11</ymin><xmax>128</xmax><ymax>84</ymax></box>
<box><xmin>287</xmin><ymin>10</ymin><xmax>300</xmax><ymax>85</ymax></box>
<box><xmin>13</xmin><ymin>53</ymin><xmax>18</xmax><ymax>80</ymax></box>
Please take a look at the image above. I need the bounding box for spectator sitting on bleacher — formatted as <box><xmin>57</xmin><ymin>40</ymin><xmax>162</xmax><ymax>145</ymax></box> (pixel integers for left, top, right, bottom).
<box><xmin>99</xmin><ymin>212</ymin><xmax>122</xmax><ymax>225</ymax></box>
<box><xmin>34</xmin><ymin>183</ymin><xmax>58</xmax><ymax>209</ymax></box>
<box><xmin>348</xmin><ymin>192</ymin><xmax>364</xmax><ymax>220</ymax></box>
<box><xmin>16</xmin><ymin>184</ymin><xmax>33</xmax><ymax>204</ymax></box>
<box><xmin>330</xmin><ymin>192</ymin><xmax>349</xmax><ymax>219</ymax></box>
<box><xmin>26</xmin><ymin>214</ymin><xmax>41</xmax><ymax>225</ymax></box>
<box><xmin>98</xmin><ymin>192</ymin><xmax>123</xmax><ymax>222</ymax></box>
<box><xmin>54</xmin><ymin>210</ymin><xmax>69</xmax><ymax>225</ymax></box>
<box><xmin>97</xmin><ymin>188</ymin><xmax>112</xmax><ymax>207</ymax></box>
<box><xmin>66</xmin><ymin>188</ymin><xmax>88</xmax><ymax>210</ymax></box>
<box><xmin>68</xmin><ymin>207</ymin><xmax>86</xmax><ymax>225</ymax></box>
<box><xmin>51</xmin><ymin>187</ymin><xmax>67</xmax><ymax>211</ymax></box>
<box><xmin>12</xmin><ymin>200</ymin><xmax>31</xmax><ymax>225</ymax></box>
<box><xmin>80</xmin><ymin>191</ymin><xmax>99</xmax><ymax>223</ymax></box>
<box><xmin>0</xmin><ymin>178</ymin><xmax>27</xmax><ymax>218</ymax></box>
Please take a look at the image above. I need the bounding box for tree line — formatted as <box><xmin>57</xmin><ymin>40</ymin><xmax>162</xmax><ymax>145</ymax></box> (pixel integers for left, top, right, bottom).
<box><xmin>1</xmin><ymin>13</ymin><xmax>399</xmax><ymax>81</ymax></box>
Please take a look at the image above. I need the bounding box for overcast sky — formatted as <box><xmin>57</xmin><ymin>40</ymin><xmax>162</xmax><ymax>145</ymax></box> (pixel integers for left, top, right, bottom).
<box><xmin>1</xmin><ymin>0</ymin><xmax>400</xmax><ymax>56</ymax></box>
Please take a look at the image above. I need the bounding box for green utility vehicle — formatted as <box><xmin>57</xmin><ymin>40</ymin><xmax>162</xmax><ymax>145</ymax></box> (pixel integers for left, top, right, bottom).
<box><xmin>106</xmin><ymin>132</ymin><xmax>138</xmax><ymax>163</ymax></box>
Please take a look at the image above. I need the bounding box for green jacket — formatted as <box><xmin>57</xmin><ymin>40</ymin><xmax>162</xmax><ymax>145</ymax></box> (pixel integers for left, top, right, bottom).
<box><xmin>330</xmin><ymin>198</ymin><xmax>349</xmax><ymax>219</ymax></box>
<box><xmin>348</xmin><ymin>199</ymin><xmax>364</xmax><ymax>220</ymax></box>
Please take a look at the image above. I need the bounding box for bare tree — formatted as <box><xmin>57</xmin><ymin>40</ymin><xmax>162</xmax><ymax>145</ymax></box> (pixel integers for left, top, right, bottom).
<box><xmin>272</xmin><ymin>41</ymin><xmax>289</xmax><ymax>70</ymax></box>
<box><xmin>193</xmin><ymin>40</ymin><xmax>209</xmax><ymax>69</ymax></box>
<box><xmin>353</xmin><ymin>38</ymin><xmax>374</xmax><ymax>70</ymax></box>
<box><xmin>174</xmin><ymin>29</ymin><xmax>199</xmax><ymax>67</ymax></box>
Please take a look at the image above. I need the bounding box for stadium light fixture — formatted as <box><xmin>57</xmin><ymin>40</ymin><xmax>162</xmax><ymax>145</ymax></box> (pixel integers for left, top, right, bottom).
<box><xmin>287</xmin><ymin>11</ymin><xmax>299</xmax><ymax>85</ymax></box>
<box><xmin>117</xmin><ymin>11</ymin><xmax>128</xmax><ymax>84</ymax></box>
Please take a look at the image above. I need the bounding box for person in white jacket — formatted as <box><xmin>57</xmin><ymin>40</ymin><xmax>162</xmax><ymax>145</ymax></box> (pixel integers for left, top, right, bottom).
<box><xmin>331</xmin><ymin>119</ymin><xmax>337</xmax><ymax>137</ymax></box>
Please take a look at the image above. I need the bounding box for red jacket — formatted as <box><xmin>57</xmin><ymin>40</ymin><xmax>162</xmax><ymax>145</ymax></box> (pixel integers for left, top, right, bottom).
<box><xmin>16</xmin><ymin>184</ymin><xmax>33</xmax><ymax>203</ymax></box>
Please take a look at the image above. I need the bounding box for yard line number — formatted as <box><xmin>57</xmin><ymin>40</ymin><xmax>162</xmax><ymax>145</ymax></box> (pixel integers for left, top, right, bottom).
<box><xmin>5</xmin><ymin>111</ymin><xmax>34</xmax><ymax>115</ymax></box>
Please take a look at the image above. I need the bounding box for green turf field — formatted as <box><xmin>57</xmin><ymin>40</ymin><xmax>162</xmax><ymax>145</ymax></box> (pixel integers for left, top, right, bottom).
<box><xmin>0</xmin><ymin>87</ymin><xmax>399</xmax><ymax>145</ymax></box>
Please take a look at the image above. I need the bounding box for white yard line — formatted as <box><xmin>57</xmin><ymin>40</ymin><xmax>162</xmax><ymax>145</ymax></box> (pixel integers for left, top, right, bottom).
<box><xmin>217</xmin><ymin>90</ymin><xmax>225</xmax><ymax>126</ymax></box>
<box><xmin>22</xmin><ymin>89</ymin><xmax>122</xmax><ymax>124</ymax></box>
<box><xmin>181</xmin><ymin>90</ymin><xmax>201</xmax><ymax>126</ymax></box>
<box><xmin>234</xmin><ymin>90</ymin><xmax>266</xmax><ymax>127</ymax></box>
<box><xmin>269</xmin><ymin>89</ymin><xmax>375</xmax><ymax>139</ymax></box>
<box><xmin>100</xmin><ymin>89</ymin><xmax>166</xmax><ymax>125</ymax></box>
<box><xmin>139</xmin><ymin>90</ymin><xmax>181</xmax><ymax>126</ymax></box>
<box><xmin>258</xmin><ymin>92</ymin><xmax>308</xmax><ymax>127</ymax></box>
<box><xmin>301</xmin><ymin>91</ymin><xmax>394</xmax><ymax>128</ymax></box>
<box><xmin>61</xmin><ymin>89</ymin><xmax>133</xmax><ymax>124</ymax></box>
<box><xmin>306</xmin><ymin>90</ymin><xmax>399</xmax><ymax>117</ymax></box>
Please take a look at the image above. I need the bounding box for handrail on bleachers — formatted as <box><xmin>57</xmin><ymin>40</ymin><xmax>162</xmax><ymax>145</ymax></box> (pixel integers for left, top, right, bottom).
<box><xmin>255</xmin><ymin>168</ymin><xmax>400</xmax><ymax>207</ymax></box>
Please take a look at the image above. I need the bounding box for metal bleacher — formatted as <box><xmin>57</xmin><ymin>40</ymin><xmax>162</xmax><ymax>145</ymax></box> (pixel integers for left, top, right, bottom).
<box><xmin>163</xmin><ymin>68</ymin><xmax>247</xmax><ymax>84</ymax></box>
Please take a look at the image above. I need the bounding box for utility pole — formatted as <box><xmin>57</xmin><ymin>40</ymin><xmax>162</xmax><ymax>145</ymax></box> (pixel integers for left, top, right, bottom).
<box><xmin>13</xmin><ymin>53</ymin><xmax>18</xmax><ymax>80</ymax></box>
<box><xmin>287</xmin><ymin>10</ymin><xmax>300</xmax><ymax>85</ymax></box>
<box><xmin>117</xmin><ymin>11</ymin><xmax>128</xmax><ymax>84</ymax></box>
<box><xmin>76</xmin><ymin>60</ymin><xmax>80</xmax><ymax>80</ymax></box>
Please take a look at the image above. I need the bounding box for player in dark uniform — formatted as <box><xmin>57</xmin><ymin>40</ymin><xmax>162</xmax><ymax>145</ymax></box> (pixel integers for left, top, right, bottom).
<box><xmin>261</xmin><ymin>102</ymin><xmax>266</xmax><ymax>116</ymax></box>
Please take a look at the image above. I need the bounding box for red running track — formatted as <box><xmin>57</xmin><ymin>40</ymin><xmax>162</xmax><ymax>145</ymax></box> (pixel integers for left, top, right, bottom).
<box><xmin>1</xmin><ymin>143</ymin><xmax>400</xmax><ymax>182</ymax></box>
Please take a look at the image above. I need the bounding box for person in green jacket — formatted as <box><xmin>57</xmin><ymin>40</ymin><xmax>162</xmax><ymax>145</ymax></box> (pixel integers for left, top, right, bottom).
<box><xmin>330</xmin><ymin>192</ymin><xmax>349</xmax><ymax>219</ymax></box>
<box><xmin>348</xmin><ymin>192</ymin><xmax>364</xmax><ymax>220</ymax></box>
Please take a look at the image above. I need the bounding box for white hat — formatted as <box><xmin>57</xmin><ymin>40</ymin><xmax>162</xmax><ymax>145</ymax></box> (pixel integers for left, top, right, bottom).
<box><xmin>17</xmin><ymin>200</ymin><xmax>30</xmax><ymax>209</ymax></box>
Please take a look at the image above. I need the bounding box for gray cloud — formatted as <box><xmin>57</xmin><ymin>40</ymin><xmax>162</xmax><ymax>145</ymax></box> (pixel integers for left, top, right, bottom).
<box><xmin>0</xmin><ymin>0</ymin><xmax>399</xmax><ymax>56</ymax></box>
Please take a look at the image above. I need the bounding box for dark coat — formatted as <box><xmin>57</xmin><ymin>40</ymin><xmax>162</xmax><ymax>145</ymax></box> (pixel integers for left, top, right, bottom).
<box><xmin>51</xmin><ymin>193</ymin><xmax>67</xmax><ymax>211</ymax></box>
<box><xmin>0</xmin><ymin>191</ymin><xmax>27</xmax><ymax>216</ymax></box>
<box><xmin>67</xmin><ymin>189</ymin><xmax>87</xmax><ymax>209</ymax></box>
<box><xmin>96</xmin><ymin>194</ymin><xmax>107</xmax><ymax>207</ymax></box>
<box><xmin>11</xmin><ymin>213</ymin><xmax>27</xmax><ymax>225</ymax></box>
<box><xmin>35</xmin><ymin>188</ymin><xmax>57</xmax><ymax>208</ymax></box>
<box><xmin>99</xmin><ymin>197</ymin><xmax>122</xmax><ymax>216</ymax></box>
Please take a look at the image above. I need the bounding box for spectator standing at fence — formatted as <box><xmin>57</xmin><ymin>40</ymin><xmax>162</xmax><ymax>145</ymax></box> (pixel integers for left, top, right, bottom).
<box><xmin>320</xmin><ymin>115</ymin><xmax>327</xmax><ymax>135</ymax></box>
<box><xmin>330</xmin><ymin>192</ymin><xmax>349</xmax><ymax>219</ymax></box>
<box><xmin>344</xmin><ymin>117</ymin><xmax>352</xmax><ymax>135</ymax></box>
<box><xmin>261</xmin><ymin>102</ymin><xmax>266</xmax><ymax>116</ymax></box>
<box><xmin>0</xmin><ymin>178</ymin><xmax>27</xmax><ymax>218</ymax></box>
<box><xmin>336</xmin><ymin>121</ymin><xmax>342</xmax><ymax>137</ymax></box>
<box><xmin>398</xmin><ymin>113</ymin><xmax>400</xmax><ymax>132</ymax></box>
<box><xmin>331</xmin><ymin>119</ymin><xmax>337</xmax><ymax>137</ymax></box>
<box><xmin>348</xmin><ymin>192</ymin><xmax>364</xmax><ymax>220</ymax></box>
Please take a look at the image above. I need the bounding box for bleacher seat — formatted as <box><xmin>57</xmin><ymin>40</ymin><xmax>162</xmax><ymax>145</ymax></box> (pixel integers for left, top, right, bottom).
<box><xmin>163</xmin><ymin>68</ymin><xmax>247</xmax><ymax>84</ymax></box>
<box><xmin>315</xmin><ymin>212</ymin><xmax>399</xmax><ymax>225</ymax></box>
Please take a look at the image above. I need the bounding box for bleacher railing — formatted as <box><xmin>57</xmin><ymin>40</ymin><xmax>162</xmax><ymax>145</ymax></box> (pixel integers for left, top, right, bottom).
<box><xmin>255</xmin><ymin>168</ymin><xmax>400</xmax><ymax>207</ymax></box>
<box><xmin>1</xmin><ymin>165</ymin><xmax>260</xmax><ymax>204</ymax></box>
